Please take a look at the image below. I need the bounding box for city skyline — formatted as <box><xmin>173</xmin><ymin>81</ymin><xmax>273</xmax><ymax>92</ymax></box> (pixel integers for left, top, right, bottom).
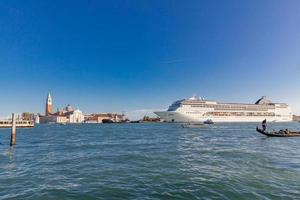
<box><xmin>0</xmin><ymin>0</ymin><xmax>300</xmax><ymax>119</ymax></box>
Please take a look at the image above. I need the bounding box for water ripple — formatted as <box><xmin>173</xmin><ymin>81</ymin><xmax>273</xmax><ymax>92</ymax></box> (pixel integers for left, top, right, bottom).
<box><xmin>1</xmin><ymin>123</ymin><xmax>300</xmax><ymax>199</ymax></box>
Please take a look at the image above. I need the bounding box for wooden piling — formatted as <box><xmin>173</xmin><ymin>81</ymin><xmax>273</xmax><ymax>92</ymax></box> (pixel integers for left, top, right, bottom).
<box><xmin>10</xmin><ymin>113</ymin><xmax>16</xmax><ymax>146</ymax></box>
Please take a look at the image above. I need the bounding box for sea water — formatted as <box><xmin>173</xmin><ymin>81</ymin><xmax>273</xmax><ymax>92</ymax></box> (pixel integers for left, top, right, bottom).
<box><xmin>0</xmin><ymin>123</ymin><xmax>300</xmax><ymax>199</ymax></box>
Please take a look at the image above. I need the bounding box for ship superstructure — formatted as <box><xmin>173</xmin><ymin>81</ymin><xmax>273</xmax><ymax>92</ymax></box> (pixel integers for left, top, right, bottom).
<box><xmin>154</xmin><ymin>96</ymin><xmax>293</xmax><ymax>122</ymax></box>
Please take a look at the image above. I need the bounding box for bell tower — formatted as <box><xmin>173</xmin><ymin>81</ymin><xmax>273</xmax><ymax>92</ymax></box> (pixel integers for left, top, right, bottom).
<box><xmin>45</xmin><ymin>92</ymin><xmax>52</xmax><ymax>116</ymax></box>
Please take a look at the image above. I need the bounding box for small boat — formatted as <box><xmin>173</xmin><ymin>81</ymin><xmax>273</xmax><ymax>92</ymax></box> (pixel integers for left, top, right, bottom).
<box><xmin>130</xmin><ymin>120</ymin><xmax>140</xmax><ymax>123</ymax></box>
<box><xmin>204</xmin><ymin>119</ymin><xmax>214</xmax><ymax>124</ymax></box>
<box><xmin>182</xmin><ymin>122</ymin><xmax>205</xmax><ymax>128</ymax></box>
<box><xmin>256</xmin><ymin>127</ymin><xmax>300</xmax><ymax>137</ymax></box>
<box><xmin>102</xmin><ymin>119</ymin><xmax>114</xmax><ymax>123</ymax></box>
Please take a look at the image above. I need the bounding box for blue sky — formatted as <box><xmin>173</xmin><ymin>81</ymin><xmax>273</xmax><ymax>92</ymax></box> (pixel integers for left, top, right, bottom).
<box><xmin>0</xmin><ymin>0</ymin><xmax>300</xmax><ymax>119</ymax></box>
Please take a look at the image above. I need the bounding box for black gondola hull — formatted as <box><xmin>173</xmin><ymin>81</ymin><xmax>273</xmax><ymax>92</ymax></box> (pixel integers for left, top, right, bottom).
<box><xmin>256</xmin><ymin>127</ymin><xmax>300</xmax><ymax>137</ymax></box>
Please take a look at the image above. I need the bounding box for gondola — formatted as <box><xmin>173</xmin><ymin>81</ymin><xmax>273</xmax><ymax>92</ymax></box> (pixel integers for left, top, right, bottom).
<box><xmin>256</xmin><ymin>127</ymin><xmax>300</xmax><ymax>137</ymax></box>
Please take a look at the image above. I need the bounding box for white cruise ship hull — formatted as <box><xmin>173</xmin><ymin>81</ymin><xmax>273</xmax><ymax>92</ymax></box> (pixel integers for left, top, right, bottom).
<box><xmin>154</xmin><ymin>111</ymin><xmax>292</xmax><ymax>123</ymax></box>
<box><xmin>154</xmin><ymin>96</ymin><xmax>293</xmax><ymax>123</ymax></box>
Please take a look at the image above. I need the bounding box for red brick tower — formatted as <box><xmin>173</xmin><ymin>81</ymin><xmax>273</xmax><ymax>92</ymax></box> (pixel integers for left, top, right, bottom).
<box><xmin>45</xmin><ymin>92</ymin><xmax>52</xmax><ymax>116</ymax></box>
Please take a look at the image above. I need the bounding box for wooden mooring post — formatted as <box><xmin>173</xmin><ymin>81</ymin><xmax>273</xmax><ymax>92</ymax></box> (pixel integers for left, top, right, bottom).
<box><xmin>10</xmin><ymin>113</ymin><xmax>16</xmax><ymax>146</ymax></box>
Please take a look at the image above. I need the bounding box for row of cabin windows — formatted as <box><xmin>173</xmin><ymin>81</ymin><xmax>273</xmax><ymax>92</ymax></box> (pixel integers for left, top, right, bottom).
<box><xmin>207</xmin><ymin>112</ymin><xmax>275</xmax><ymax>117</ymax></box>
<box><xmin>189</xmin><ymin>104</ymin><xmax>273</xmax><ymax>111</ymax></box>
<box><xmin>185</xmin><ymin>112</ymin><xmax>201</xmax><ymax>114</ymax></box>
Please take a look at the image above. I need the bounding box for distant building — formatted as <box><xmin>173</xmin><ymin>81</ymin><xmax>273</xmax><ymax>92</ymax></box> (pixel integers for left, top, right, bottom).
<box><xmin>40</xmin><ymin>92</ymin><xmax>84</xmax><ymax>124</ymax></box>
<box><xmin>142</xmin><ymin>116</ymin><xmax>161</xmax><ymax>122</ymax></box>
<box><xmin>293</xmin><ymin>115</ymin><xmax>300</xmax><ymax>121</ymax></box>
<box><xmin>34</xmin><ymin>114</ymin><xmax>40</xmax><ymax>124</ymax></box>
<box><xmin>69</xmin><ymin>109</ymin><xmax>84</xmax><ymax>123</ymax></box>
<box><xmin>56</xmin><ymin>116</ymin><xmax>68</xmax><ymax>123</ymax></box>
<box><xmin>39</xmin><ymin>92</ymin><xmax>128</xmax><ymax>124</ymax></box>
<box><xmin>85</xmin><ymin>113</ymin><xmax>127</xmax><ymax>123</ymax></box>
<box><xmin>39</xmin><ymin>115</ymin><xmax>57</xmax><ymax>123</ymax></box>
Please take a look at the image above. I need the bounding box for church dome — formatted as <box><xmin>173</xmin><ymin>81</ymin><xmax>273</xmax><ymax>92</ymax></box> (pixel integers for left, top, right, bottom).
<box><xmin>65</xmin><ymin>104</ymin><xmax>74</xmax><ymax>112</ymax></box>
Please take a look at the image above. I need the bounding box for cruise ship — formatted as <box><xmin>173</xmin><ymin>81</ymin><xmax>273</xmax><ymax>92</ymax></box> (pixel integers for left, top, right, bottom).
<box><xmin>154</xmin><ymin>96</ymin><xmax>293</xmax><ymax>123</ymax></box>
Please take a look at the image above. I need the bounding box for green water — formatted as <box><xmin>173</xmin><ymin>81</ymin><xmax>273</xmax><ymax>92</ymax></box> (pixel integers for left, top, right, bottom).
<box><xmin>0</xmin><ymin>123</ymin><xmax>300</xmax><ymax>199</ymax></box>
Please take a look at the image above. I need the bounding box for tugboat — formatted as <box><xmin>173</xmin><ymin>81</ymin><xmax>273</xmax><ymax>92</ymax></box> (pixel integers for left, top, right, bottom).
<box><xmin>102</xmin><ymin>119</ymin><xmax>114</xmax><ymax>123</ymax></box>
<box><xmin>130</xmin><ymin>120</ymin><xmax>140</xmax><ymax>123</ymax></box>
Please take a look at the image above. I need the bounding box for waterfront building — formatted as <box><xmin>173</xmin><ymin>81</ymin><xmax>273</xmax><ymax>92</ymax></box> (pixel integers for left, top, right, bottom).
<box><xmin>69</xmin><ymin>109</ymin><xmax>84</xmax><ymax>123</ymax></box>
<box><xmin>40</xmin><ymin>92</ymin><xmax>127</xmax><ymax>124</ymax></box>
<box><xmin>293</xmin><ymin>115</ymin><xmax>300</xmax><ymax>121</ymax></box>
<box><xmin>114</xmin><ymin>113</ymin><xmax>127</xmax><ymax>122</ymax></box>
<box><xmin>142</xmin><ymin>116</ymin><xmax>161</xmax><ymax>122</ymax></box>
<box><xmin>85</xmin><ymin>113</ymin><xmax>127</xmax><ymax>123</ymax></box>
<box><xmin>56</xmin><ymin>116</ymin><xmax>68</xmax><ymax>123</ymax></box>
<box><xmin>39</xmin><ymin>113</ymin><xmax>68</xmax><ymax>124</ymax></box>
<box><xmin>51</xmin><ymin>107</ymin><xmax>84</xmax><ymax>123</ymax></box>
<box><xmin>40</xmin><ymin>108</ymin><xmax>84</xmax><ymax>124</ymax></box>
<box><xmin>40</xmin><ymin>92</ymin><xmax>84</xmax><ymax>124</ymax></box>
<box><xmin>85</xmin><ymin>113</ymin><xmax>113</xmax><ymax>123</ymax></box>
<box><xmin>155</xmin><ymin>96</ymin><xmax>293</xmax><ymax>123</ymax></box>
<box><xmin>34</xmin><ymin>114</ymin><xmax>40</xmax><ymax>124</ymax></box>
